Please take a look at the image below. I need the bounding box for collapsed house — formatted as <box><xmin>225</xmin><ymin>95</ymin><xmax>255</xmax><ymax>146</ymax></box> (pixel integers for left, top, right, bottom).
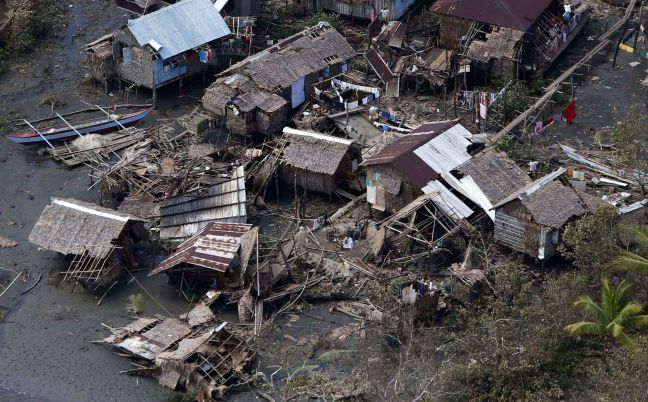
<box><xmin>159</xmin><ymin>166</ymin><xmax>247</xmax><ymax>242</ymax></box>
<box><xmin>115</xmin><ymin>0</ymin><xmax>178</xmax><ymax>15</ymax></box>
<box><xmin>493</xmin><ymin>168</ymin><xmax>602</xmax><ymax>259</ymax></box>
<box><xmin>366</xmin><ymin>21</ymin><xmax>452</xmax><ymax>95</ymax></box>
<box><xmin>86</xmin><ymin>0</ymin><xmax>231</xmax><ymax>101</ymax></box>
<box><xmin>300</xmin><ymin>0</ymin><xmax>417</xmax><ymax>20</ymax></box>
<box><xmin>431</xmin><ymin>0</ymin><xmax>590</xmax><ymax>76</ymax></box>
<box><xmin>116</xmin><ymin>0</ymin><xmax>259</xmax><ymax>16</ymax></box>
<box><xmin>102</xmin><ymin>304</ymin><xmax>252</xmax><ymax>398</ymax></box>
<box><xmin>449</xmin><ymin>151</ymin><xmax>532</xmax><ymax>221</ymax></box>
<box><xmin>361</xmin><ymin>120</ymin><xmax>480</xmax><ymax>213</ymax></box>
<box><xmin>29</xmin><ymin>198</ymin><xmax>147</xmax><ymax>290</ymax></box>
<box><xmin>279</xmin><ymin>127</ymin><xmax>361</xmax><ymax>197</ymax></box>
<box><xmin>201</xmin><ymin>23</ymin><xmax>356</xmax><ymax>138</ymax></box>
<box><xmin>150</xmin><ymin>222</ymin><xmax>257</xmax><ymax>291</ymax></box>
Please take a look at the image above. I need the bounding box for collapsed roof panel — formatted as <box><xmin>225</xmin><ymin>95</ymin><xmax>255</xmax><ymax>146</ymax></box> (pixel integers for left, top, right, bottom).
<box><xmin>151</xmin><ymin>222</ymin><xmax>254</xmax><ymax>274</ymax></box>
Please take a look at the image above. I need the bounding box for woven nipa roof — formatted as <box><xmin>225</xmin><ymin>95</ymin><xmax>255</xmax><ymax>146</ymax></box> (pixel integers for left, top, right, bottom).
<box><xmin>29</xmin><ymin>198</ymin><xmax>145</xmax><ymax>259</ymax></box>
<box><xmin>282</xmin><ymin>127</ymin><xmax>353</xmax><ymax>175</ymax></box>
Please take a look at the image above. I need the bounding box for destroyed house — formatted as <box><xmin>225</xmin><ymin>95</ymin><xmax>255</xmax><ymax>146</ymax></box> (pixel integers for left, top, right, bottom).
<box><xmin>202</xmin><ymin>23</ymin><xmax>356</xmax><ymax>137</ymax></box>
<box><xmin>431</xmin><ymin>0</ymin><xmax>590</xmax><ymax>75</ymax></box>
<box><xmin>29</xmin><ymin>198</ymin><xmax>147</xmax><ymax>289</ymax></box>
<box><xmin>450</xmin><ymin>151</ymin><xmax>532</xmax><ymax>221</ymax></box>
<box><xmin>87</xmin><ymin>0</ymin><xmax>231</xmax><ymax>100</ymax></box>
<box><xmin>115</xmin><ymin>0</ymin><xmax>178</xmax><ymax>15</ymax></box>
<box><xmin>159</xmin><ymin>166</ymin><xmax>246</xmax><ymax>242</ymax></box>
<box><xmin>493</xmin><ymin>168</ymin><xmax>601</xmax><ymax>259</ymax></box>
<box><xmin>150</xmin><ymin>222</ymin><xmax>256</xmax><ymax>287</ymax></box>
<box><xmin>280</xmin><ymin>127</ymin><xmax>361</xmax><ymax>196</ymax></box>
<box><xmin>362</xmin><ymin>121</ymin><xmax>479</xmax><ymax>213</ymax></box>
<box><xmin>300</xmin><ymin>0</ymin><xmax>417</xmax><ymax>20</ymax></box>
<box><xmin>103</xmin><ymin>306</ymin><xmax>252</xmax><ymax>396</ymax></box>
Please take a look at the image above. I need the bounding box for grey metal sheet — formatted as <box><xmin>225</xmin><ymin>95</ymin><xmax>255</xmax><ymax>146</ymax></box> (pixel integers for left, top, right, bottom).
<box><xmin>128</xmin><ymin>0</ymin><xmax>231</xmax><ymax>60</ymax></box>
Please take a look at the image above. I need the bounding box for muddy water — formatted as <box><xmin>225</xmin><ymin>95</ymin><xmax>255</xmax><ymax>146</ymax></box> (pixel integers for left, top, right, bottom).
<box><xmin>0</xmin><ymin>2</ymin><xmax>197</xmax><ymax>401</ymax></box>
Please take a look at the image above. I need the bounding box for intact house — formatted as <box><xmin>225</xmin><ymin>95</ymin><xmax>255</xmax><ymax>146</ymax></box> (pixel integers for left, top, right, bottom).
<box><xmin>431</xmin><ymin>0</ymin><xmax>590</xmax><ymax>77</ymax></box>
<box><xmin>279</xmin><ymin>127</ymin><xmax>362</xmax><ymax>197</ymax></box>
<box><xmin>201</xmin><ymin>23</ymin><xmax>356</xmax><ymax>138</ymax></box>
<box><xmin>300</xmin><ymin>0</ymin><xmax>418</xmax><ymax>20</ymax></box>
<box><xmin>492</xmin><ymin>168</ymin><xmax>603</xmax><ymax>259</ymax></box>
<box><xmin>86</xmin><ymin>0</ymin><xmax>231</xmax><ymax>102</ymax></box>
<box><xmin>29</xmin><ymin>198</ymin><xmax>147</xmax><ymax>290</ymax></box>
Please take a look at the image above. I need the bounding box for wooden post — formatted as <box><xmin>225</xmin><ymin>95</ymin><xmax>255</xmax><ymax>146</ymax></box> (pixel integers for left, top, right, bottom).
<box><xmin>634</xmin><ymin>1</ymin><xmax>645</xmax><ymax>50</ymax></box>
<box><xmin>613</xmin><ymin>17</ymin><xmax>631</xmax><ymax>67</ymax></box>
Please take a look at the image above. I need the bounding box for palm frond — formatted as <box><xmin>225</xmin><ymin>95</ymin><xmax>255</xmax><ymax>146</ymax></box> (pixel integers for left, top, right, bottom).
<box><xmin>574</xmin><ymin>296</ymin><xmax>607</xmax><ymax>322</ymax></box>
<box><xmin>614</xmin><ymin>330</ymin><xmax>637</xmax><ymax>351</ymax></box>
<box><xmin>614</xmin><ymin>280</ymin><xmax>634</xmax><ymax>310</ymax></box>
<box><xmin>609</xmin><ymin>252</ymin><xmax>648</xmax><ymax>274</ymax></box>
<box><xmin>563</xmin><ymin>322</ymin><xmax>606</xmax><ymax>336</ymax></box>
<box><xmin>601</xmin><ymin>279</ymin><xmax>617</xmax><ymax>321</ymax></box>
<box><xmin>615</xmin><ymin>301</ymin><xmax>644</xmax><ymax>324</ymax></box>
<box><xmin>626</xmin><ymin>226</ymin><xmax>648</xmax><ymax>256</ymax></box>
<box><xmin>627</xmin><ymin>314</ymin><xmax>648</xmax><ymax>329</ymax></box>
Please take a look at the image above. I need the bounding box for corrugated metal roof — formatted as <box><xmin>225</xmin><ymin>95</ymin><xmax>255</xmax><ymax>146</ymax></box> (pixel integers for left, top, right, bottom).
<box><xmin>159</xmin><ymin>167</ymin><xmax>246</xmax><ymax>241</ymax></box>
<box><xmin>362</xmin><ymin>121</ymin><xmax>470</xmax><ymax>189</ymax></box>
<box><xmin>128</xmin><ymin>0</ymin><xmax>231</xmax><ymax>60</ymax></box>
<box><xmin>151</xmin><ymin>222</ymin><xmax>253</xmax><ymax>274</ymax></box>
<box><xmin>366</xmin><ymin>48</ymin><xmax>394</xmax><ymax>83</ymax></box>
<box><xmin>422</xmin><ymin>180</ymin><xmax>474</xmax><ymax>220</ymax></box>
<box><xmin>413</xmin><ymin>124</ymin><xmax>472</xmax><ymax>174</ymax></box>
<box><xmin>431</xmin><ymin>0</ymin><xmax>553</xmax><ymax>32</ymax></box>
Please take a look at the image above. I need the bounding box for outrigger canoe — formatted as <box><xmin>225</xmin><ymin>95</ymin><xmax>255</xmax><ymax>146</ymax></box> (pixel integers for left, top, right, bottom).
<box><xmin>7</xmin><ymin>108</ymin><xmax>150</xmax><ymax>144</ymax></box>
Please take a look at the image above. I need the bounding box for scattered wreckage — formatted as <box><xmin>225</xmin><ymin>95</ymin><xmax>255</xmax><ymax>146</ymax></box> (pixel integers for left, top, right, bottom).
<box><xmin>10</xmin><ymin>1</ymin><xmax>648</xmax><ymax>400</ymax></box>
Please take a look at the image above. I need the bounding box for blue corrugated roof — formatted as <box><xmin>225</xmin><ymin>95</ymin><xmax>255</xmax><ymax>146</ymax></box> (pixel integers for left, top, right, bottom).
<box><xmin>127</xmin><ymin>0</ymin><xmax>231</xmax><ymax>60</ymax></box>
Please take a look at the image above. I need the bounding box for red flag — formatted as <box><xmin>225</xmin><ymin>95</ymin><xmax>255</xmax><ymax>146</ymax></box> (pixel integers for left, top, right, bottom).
<box><xmin>563</xmin><ymin>100</ymin><xmax>576</xmax><ymax>125</ymax></box>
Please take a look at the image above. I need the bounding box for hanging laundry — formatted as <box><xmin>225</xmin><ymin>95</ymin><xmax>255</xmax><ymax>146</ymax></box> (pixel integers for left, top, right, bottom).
<box><xmin>543</xmin><ymin>116</ymin><xmax>555</xmax><ymax>127</ymax></box>
<box><xmin>199</xmin><ymin>50</ymin><xmax>208</xmax><ymax>63</ymax></box>
<box><xmin>206</xmin><ymin>48</ymin><xmax>213</xmax><ymax>62</ymax></box>
<box><xmin>563</xmin><ymin>100</ymin><xmax>576</xmax><ymax>124</ymax></box>
<box><xmin>479</xmin><ymin>94</ymin><xmax>487</xmax><ymax>119</ymax></box>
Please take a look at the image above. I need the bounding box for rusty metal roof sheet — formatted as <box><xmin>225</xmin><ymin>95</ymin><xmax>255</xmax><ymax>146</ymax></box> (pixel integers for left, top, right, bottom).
<box><xmin>151</xmin><ymin>222</ymin><xmax>253</xmax><ymax>275</ymax></box>
<box><xmin>362</xmin><ymin>121</ymin><xmax>472</xmax><ymax>188</ymax></box>
<box><xmin>365</xmin><ymin>48</ymin><xmax>394</xmax><ymax>83</ymax></box>
<box><xmin>431</xmin><ymin>0</ymin><xmax>553</xmax><ymax>32</ymax></box>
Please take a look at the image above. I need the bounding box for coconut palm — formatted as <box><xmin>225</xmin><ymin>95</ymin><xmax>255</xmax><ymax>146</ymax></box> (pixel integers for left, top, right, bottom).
<box><xmin>609</xmin><ymin>226</ymin><xmax>648</xmax><ymax>274</ymax></box>
<box><xmin>563</xmin><ymin>279</ymin><xmax>648</xmax><ymax>350</ymax></box>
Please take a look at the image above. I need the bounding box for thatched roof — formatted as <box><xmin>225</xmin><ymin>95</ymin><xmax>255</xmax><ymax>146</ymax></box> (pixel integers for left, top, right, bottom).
<box><xmin>521</xmin><ymin>181</ymin><xmax>588</xmax><ymax>228</ymax></box>
<box><xmin>466</xmin><ymin>27</ymin><xmax>523</xmax><ymax>61</ymax></box>
<box><xmin>29</xmin><ymin>198</ymin><xmax>144</xmax><ymax>259</ymax></box>
<box><xmin>282</xmin><ymin>128</ymin><xmax>353</xmax><ymax>175</ymax></box>
<box><xmin>456</xmin><ymin>151</ymin><xmax>531</xmax><ymax>205</ymax></box>
<box><xmin>202</xmin><ymin>24</ymin><xmax>354</xmax><ymax>114</ymax></box>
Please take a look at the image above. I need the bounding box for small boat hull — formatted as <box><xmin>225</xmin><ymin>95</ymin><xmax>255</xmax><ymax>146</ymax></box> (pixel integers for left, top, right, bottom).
<box><xmin>7</xmin><ymin>109</ymin><xmax>151</xmax><ymax>144</ymax></box>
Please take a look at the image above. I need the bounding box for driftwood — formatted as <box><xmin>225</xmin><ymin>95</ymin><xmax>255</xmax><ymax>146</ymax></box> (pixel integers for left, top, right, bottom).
<box><xmin>303</xmin><ymin>292</ymin><xmax>359</xmax><ymax>303</ymax></box>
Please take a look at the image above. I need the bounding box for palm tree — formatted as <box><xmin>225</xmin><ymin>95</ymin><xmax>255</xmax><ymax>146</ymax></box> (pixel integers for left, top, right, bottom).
<box><xmin>563</xmin><ymin>279</ymin><xmax>648</xmax><ymax>350</ymax></box>
<box><xmin>609</xmin><ymin>227</ymin><xmax>648</xmax><ymax>274</ymax></box>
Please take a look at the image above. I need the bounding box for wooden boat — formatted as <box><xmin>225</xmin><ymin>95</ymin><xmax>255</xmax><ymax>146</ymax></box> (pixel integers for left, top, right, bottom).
<box><xmin>7</xmin><ymin>109</ymin><xmax>150</xmax><ymax>144</ymax></box>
